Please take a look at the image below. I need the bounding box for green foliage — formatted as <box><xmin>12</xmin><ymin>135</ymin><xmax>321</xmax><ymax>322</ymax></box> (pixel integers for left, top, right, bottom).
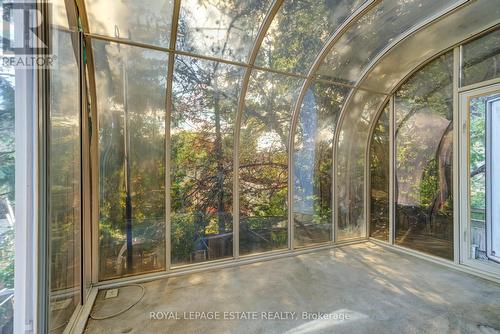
<box><xmin>0</xmin><ymin>74</ymin><xmax>15</xmax><ymax>202</ymax></box>
<box><xmin>171</xmin><ymin>214</ymin><xmax>196</xmax><ymax>263</ymax></box>
<box><xmin>0</xmin><ymin>70</ymin><xmax>15</xmax><ymax>331</ymax></box>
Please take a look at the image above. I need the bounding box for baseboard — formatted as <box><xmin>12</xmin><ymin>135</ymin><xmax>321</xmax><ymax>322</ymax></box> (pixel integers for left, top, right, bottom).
<box><xmin>66</xmin><ymin>287</ymin><xmax>98</xmax><ymax>334</ymax></box>
<box><xmin>369</xmin><ymin>238</ymin><xmax>500</xmax><ymax>284</ymax></box>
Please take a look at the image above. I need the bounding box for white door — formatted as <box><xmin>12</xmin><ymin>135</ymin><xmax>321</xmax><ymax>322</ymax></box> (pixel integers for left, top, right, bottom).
<box><xmin>459</xmin><ymin>84</ymin><xmax>500</xmax><ymax>273</ymax></box>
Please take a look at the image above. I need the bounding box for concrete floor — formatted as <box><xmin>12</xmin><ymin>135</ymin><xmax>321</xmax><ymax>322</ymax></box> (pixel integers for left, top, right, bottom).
<box><xmin>85</xmin><ymin>242</ymin><xmax>500</xmax><ymax>334</ymax></box>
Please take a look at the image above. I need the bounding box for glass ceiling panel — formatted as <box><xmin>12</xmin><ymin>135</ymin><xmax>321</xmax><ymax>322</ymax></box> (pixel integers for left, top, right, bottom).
<box><xmin>255</xmin><ymin>0</ymin><xmax>366</xmax><ymax>74</ymax></box>
<box><xmin>177</xmin><ymin>0</ymin><xmax>271</xmax><ymax>62</ymax></box>
<box><xmin>359</xmin><ymin>0</ymin><xmax>500</xmax><ymax>94</ymax></box>
<box><xmin>85</xmin><ymin>0</ymin><xmax>174</xmax><ymax>47</ymax></box>
<box><xmin>240</xmin><ymin>70</ymin><xmax>303</xmax><ymax>255</ymax></box>
<box><xmin>317</xmin><ymin>0</ymin><xmax>460</xmax><ymax>85</ymax></box>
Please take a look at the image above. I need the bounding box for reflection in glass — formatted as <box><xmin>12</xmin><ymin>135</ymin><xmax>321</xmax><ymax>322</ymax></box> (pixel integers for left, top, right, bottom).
<box><xmin>395</xmin><ymin>52</ymin><xmax>454</xmax><ymax>260</ymax></box>
<box><xmin>369</xmin><ymin>103</ymin><xmax>390</xmax><ymax>241</ymax></box>
<box><xmin>86</xmin><ymin>0</ymin><xmax>174</xmax><ymax>47</ymax></box>
<box><xmin>94</xmin><ymin>40</ymin><xmax>168</xmax><ymax>279</ymax></box>
<box><xmin>337</xmin><ymin>89</ymin><xmax>385</xmax><ymax>241</ymax></box>
<box><xmin>318</xmin><ymin>0</ymin><xmax>458</xmax><ymax>85</ymax></box>
<box><xmin>256</xmin><ymin>0</ymin><xmax>365</xmax><ymax>74</ymax></box>
<box><xmin>462</xmin><ymin>28</ymin><xmax>500</xmax><ymax>87</ymax></box>
<box><xmin>177</xmin><ymin>0</ymin><xmax>270</xmax><ymax>62</ymax></box>
<box><xmin>240</xmin><ymin>71</ymin><xmax>303</xmax><ymax>255</ymax></box>
<box><xmin>49</xmin><ymin>30</ymin><xmax>81</xmax><ymax>333</ymax></box>
<box><xmin>171</xmin><ymin>56</ymin><xmax>244</xmax><ymax>266</ymax></box>
<box><xmin>293</xmin><ymin>82</ymin><xmax>349</xmax><ymax>247</ymax></box>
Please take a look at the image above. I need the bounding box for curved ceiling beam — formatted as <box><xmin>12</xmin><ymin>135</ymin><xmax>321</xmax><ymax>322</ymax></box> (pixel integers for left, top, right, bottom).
<box><xmin>288</xmin><ymin>0</ymin><xmax>382</xmax><ymax>154</ymax></box>
<box><xmin>332</xmin><ymin>0</ymin><xmax>500</xmax><ymax>240</ymax></box>
<box><xmin>331</xmin><ymin>0</ymin><xmax>473</xmax><ymax>239</ymax></box>
<box><xmin>355</xmin><ymin>0</ymin><xmax>470</xmax><ymax>94</ymax></box>
<box><xmin>233</xmin><ymin>0</ymin><xmax>285</xmax><ymax>258</ymax></box>
<box><xmin>358</xmin><ymin>0</ymin><xmax>499</xmax><ymax>182</ymax></box>
<box><xmin>336</xmin><ymin>0</ymin><xmax>472</xmax><ymax>186</ymax></box>
<box><xmin>286</xmin><ymin>0</ymin><xmax>381</xmax><ymax>244</ymax></box>
<box><xmin>165</xmin><ymin>0</ymin><xmax>181</xmax><ymax>271</ymax></box>
<box><xmin>74</xmin><ymin>0</ymin><xmax>100</xmax><ymax>282</ymax></box>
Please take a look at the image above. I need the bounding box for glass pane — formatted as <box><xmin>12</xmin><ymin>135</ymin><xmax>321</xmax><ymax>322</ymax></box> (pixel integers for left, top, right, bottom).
<box><xmin>86</xmin><ymin>0</ymin><xmax>174</xmax><ymax>47</ymax></box>
<box><xmin>360</xmin><ymin>0</ymin><xmax>500</xmax><ymax>94</ymax></box>
<box><xmin>395</xmin><ymin>52</ymin><xmax>454</xmax><ymax>260</ymax></box>
<box><xmin>337</xmin><ymin>89</ymin><xmax>386</xmax><ymax>241</ymax></box>
<box><xmin>468</xmin><ymin>93</ymin><xmax>500</xmax><ymax>265</ymax></box>
<box><xmin>293</xmin><ymin>82</ymin><xmax>349</xmax><ymax>247</ymax></box>
<box><xmin>171</xmin><ymin>55</ymin><xmax>244</xmax><ymax>266</ymax></box>
<box><xmin>369</xmin><ymin>103</ymin><xmax>390</xmax><ymax>241</ymax></box>
<box><xmin>462</xmin><ymin>29</ymin><xmax>500</xmax><ymax>87</ymax></box>
<box><xmin>318</xmin><ymin>0</ymin><xmax>459</xmax><ymax>85</ymax></box>
<box><xmin>0</xmin><ymin>49</ymin><xmax>15</xmax><ymax>334</ymax></box>
<box><xmin>255</xmin><ymin>0</ymin><xmax>366</xmax><ymax>74</ymax></box>
<box><xmin>240</xmin><ymin>70</ymin><xmax>303</xmax><ymax>255</ymax></box>
<box><xmin>177</xmin><ymin>0</ymin><xmax>270</xmax><ymax>62</ymax></box>
<box><xmin>94</xmin><ymin>40</ymin><xmax>168</xmax><ymax>280</ymax></box>
<box><xmin>52</xmin><ymin>0</ymin><xmax>71</xmax><ymax>29</ymax></box>
<box><xmin>49</xmin><ymin>30</ymin><xmax>81</xmax><ymax>333</ymax></box>
<box><xmin>469</xmin><ymin>97</ymin><xmax>487</xmax><ymax>262</ymax></box>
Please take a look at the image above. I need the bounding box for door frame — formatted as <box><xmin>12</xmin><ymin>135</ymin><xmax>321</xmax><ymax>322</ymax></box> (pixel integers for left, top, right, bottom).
<box><xmin>458</xmin><ymin>81</ymin><xmax>500</xmax><ymax>275</ymax></box>
<box><xmin>486</xmin><ymin>96</ymin><xmax>500</xmax><ymax>263</ymax></box>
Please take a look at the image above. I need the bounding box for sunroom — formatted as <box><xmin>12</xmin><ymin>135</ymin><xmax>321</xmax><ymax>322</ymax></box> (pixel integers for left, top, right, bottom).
<box><xmin>1</xmin><ymin>0</ymin><xmax>500</xmax><ymax>333</ymax></box>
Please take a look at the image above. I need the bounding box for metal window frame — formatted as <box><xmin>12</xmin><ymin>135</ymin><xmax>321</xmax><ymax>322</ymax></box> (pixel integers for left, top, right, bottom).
<box><xmin>364</xmin><ymin>27</ymin><xmax>500</xmax><ymax>268</ymax></box>
<box><xmin>53</xmin><ymin>0</ymin><xmax>500</xmax><ymax>295</ymax></box>
<box><xmin>288</xmin><ymin>0</ymin><xmax>382</xmax><ymax>247</ymax></box>
<box><xmin>458</xmin><ymin>80</ymin><xmax>500</xmax><ymax>277</ymax></box>
<box><xmin>334</xmin><ymin>0</ymin><xmax>471</xmax><ymax>243</ymax></box>
<box><xmin>14</xmin><ymin>10</ymin><xmax>39</xmax><ymax>333</ymax></box>
<box><xmin>25</xmin><ymin>2</ymin><xmax>500</xmax><ymax>333</ymax></box>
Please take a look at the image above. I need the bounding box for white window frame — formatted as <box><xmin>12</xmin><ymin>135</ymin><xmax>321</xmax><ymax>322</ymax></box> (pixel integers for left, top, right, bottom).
<box><xmin>486</xmin><ymin>96</ymin><xmax>500</xmax><ymax>262</ymax></box>
<box><xmin>458</xmin><ymin>81</ymin><xmax>500</xmax><ymax>276</ymax></box>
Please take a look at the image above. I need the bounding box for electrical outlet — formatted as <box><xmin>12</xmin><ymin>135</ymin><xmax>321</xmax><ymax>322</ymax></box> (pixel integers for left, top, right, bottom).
<box><xmin>105</xmin><ymin>288</ymin><xmax>119</xmax><ymax>299</ymax></box>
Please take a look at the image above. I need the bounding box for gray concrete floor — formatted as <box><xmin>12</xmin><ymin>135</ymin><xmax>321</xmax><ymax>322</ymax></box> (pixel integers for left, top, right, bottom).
<box><xmin>85</xmin><ymin>242</ymin><xmax>500</xmax><ymax>334</ymax></box>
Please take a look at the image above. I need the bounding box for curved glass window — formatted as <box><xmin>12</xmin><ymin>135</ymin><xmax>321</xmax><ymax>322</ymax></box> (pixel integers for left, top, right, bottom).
<box><xmin>369</xmin><ymin>103</ymin><xmax>390</xmax><ymax>242</ymax></box>
<box><xmin>94</xmin><ymin>40</ymin><xmax>168</xmax><ymax>279</ymax></box>
<box><xmin>177</xmin><ymin>0</ymin><xmax>271</xmax><ymax>62</ymax></box>
<box><xmin>395</xmin><ymin>52</ymin><xmax>454</xmax><ymax>260</ymax></box>
<box><xmin>337</xmin><ymin>89</ymin><xmax>386</xmax><ymax>241</ymax></box>
<box><xmin>318</xmin><ymin>0</ymin><xmax>459</xmax><ymax>85</ymax></box>
<box><xmin>293</xmin><ymin>82</ymin><xmax>350</xmax><ymax>247</ymax></box>
<box><xmin>255</xmin><ymin>0</ymin><xmax>365</xmax><ymax>74</ymax></box>
<box><xmin>462</xmin><ymin>28</ymin><xmax>500</xmax><ymax>87</ymax></box>
<box><xmin>171</xmin><ymin>56</ymin><xmax>244</xmax><ymax>266</ymax></box>
<box><xmin>239</xmin><ymin>70</ymin><xmax>303</xmax><ymax>255</ymax></box>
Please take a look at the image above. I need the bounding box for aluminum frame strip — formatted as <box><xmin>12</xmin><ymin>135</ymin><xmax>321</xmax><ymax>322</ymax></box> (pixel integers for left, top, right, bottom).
<box><xmin>287</xmin><ymin>0</ymin><xmax>382</xmax><ymax>246</ymax></box>
<box><xmin>233</xmin><ymin>0</ymin><xmax>285</xmax><ymax>257</ymax></box>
